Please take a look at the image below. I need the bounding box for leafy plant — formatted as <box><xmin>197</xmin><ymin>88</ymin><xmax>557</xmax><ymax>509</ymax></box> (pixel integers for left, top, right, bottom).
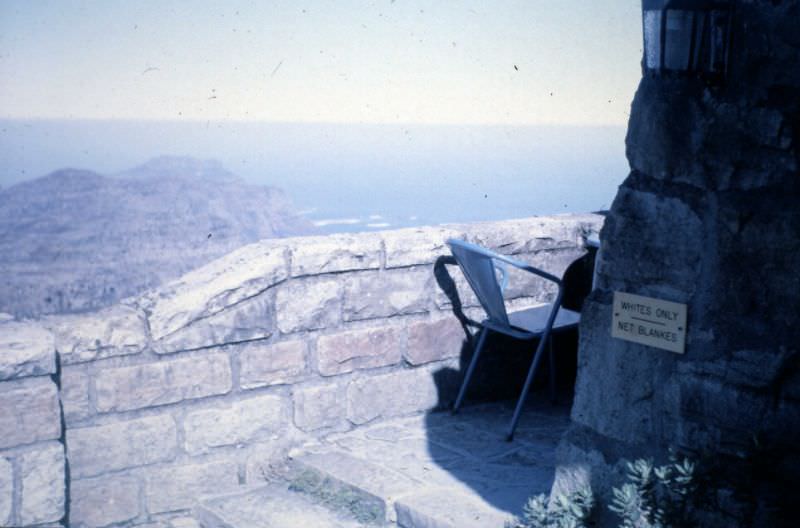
<box><xmin>508</xmin><ymin>454</ymin><xmax>696</xmax><ymax>528</ymax></box>
<box><xmin>507</xmin><ymin>487</ymin><xmax>595</xmax><ymax>528</ymax></box>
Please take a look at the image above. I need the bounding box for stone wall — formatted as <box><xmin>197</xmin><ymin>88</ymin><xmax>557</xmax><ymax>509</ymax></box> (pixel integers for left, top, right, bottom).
<box><xmin>2</xmin><ymin>213</ymin><xmax>601</xmax><ymax>528</ymax></box>
<box><xmin>0</xmin><ymin>319</ymin><xmax>66</xmax><ymax>527</ymax></box>
<box><xmin>553</xmin><ymin>2</ymin><xmax>800</xmax><ymax>526</ymax></box>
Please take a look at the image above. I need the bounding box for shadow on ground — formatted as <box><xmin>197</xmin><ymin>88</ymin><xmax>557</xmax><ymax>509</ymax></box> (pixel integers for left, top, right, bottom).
<box><xmin>420</xmin><ymin>252</ymin><xmax>595</xmax><ymax>517</ymax></box>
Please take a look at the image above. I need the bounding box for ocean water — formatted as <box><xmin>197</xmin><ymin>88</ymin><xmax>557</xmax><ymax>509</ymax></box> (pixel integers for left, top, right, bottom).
<box><xmin>0</xmin><ymin>119</ymin><xmax>628</xmax><ymax>233</ymax></box>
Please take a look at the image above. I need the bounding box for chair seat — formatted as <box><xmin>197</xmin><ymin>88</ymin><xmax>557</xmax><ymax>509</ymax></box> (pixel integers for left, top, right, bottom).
<box><xmin>508</xmin><ymin>304</ymin><xmax>581</xmax><ymax>335</ymax></box>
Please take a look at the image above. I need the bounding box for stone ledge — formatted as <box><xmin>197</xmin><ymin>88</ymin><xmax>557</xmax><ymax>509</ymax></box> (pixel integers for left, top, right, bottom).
<box><xmin>0</xmin><ymin>320</ymin><xmax>55</xmax><ymax>381</ymax></box>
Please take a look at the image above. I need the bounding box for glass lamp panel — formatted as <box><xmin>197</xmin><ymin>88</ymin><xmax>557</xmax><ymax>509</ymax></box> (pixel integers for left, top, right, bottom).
<box><xmin>664</xmin><ymin>10</ymin><xmax>694</xmax><ymax>70</ymax></box>
<box><xmin>643</xmin><ymin>10</ymin><xmax>663</xmax><ymax>69</ymax></box>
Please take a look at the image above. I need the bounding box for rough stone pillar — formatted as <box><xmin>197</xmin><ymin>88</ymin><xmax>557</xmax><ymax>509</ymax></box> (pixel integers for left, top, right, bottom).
<box><xmin>553</xmin><ymin>1</ymin><xmax>800</xmax><ymax>526</ymax></box>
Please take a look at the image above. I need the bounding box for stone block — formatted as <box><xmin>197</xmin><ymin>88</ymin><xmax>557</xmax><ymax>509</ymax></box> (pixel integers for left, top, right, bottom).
<box><xmin>383</xmin><ymin>226</ymin><xmax>463</xmax><ymax>268</ymax></box>
<box><xmin>0</xmin><ymin>320</ymin><xmax>55</xmax><ymax>381</ymax></box>
<box><xmin>316</xmin><ymin>326</ymin><xmax>403</xmax><ymax>376</ymax></box>
<box><xmin>95</xmin><ymin>353</ymin><xmax>232</xmax><ymax>412</ymax></box>
<box><xmin>0</xmin><ymin>456</ymin><xmax>11</xmax><ymax>527</ymax></box>
<box><xmin>346</xmin><ymin>367</ymin><xmax>440</xmax><ymax>425</ymax></box>
<box><xmin>20</xmin><ymin>441</ymin><xmax>65</xmax><ymax>526</ymax></box>
<box><xmin>142</xmin><ymin>243</ymin><xmax>287</xmax><ymax>341</ymax></box>
<box><xmin>144</xmin><ymin>460</ymin><xmax>240</xmax><ymax>513</ymax></box>
<box><xmin>183</xmin><ymin>394</ymin><xmax>285</xmax><ymax>455</ymax></box>
<box><xmin>275</xmin><ymin>278</ymin><xmax>341</xmax><ymax>333</ymax></box>
<box><xmin>0</xmin><ymin>376</ymin><xmax>61</xmax><ymax>449</ymax></box>
<box><xmin>466</xmin><ymin>215</ymin><xmax>597</xmax><ymax>253</ymax></box>
<box><xmin>46</xmin><ymin>304</ymin><xmax>147</xmax><ymax>364</ymax></box>
<box><xmin>343</xmin><ymin>269</ymin><xmax>431</xmax><ymax>321</ymax></box>
<box><xmin>70</xmin><ymin>474</ymin><xmax>140</xmax><ymax>527</ymax></box>
<box><xmin>155</xmin><ymin>292</ymin><xmax>276</xmax><ymax>354</ymax></box>
<box><xmin>60</xmin><ymin>366</ymin><xmax>90</xmax><ymax>424</ymax></box>
<box><xmin>67</xmin><ymin>414</ymin><xmax>177</xmax><ymax>478</ymax></box>
<box><xmin>239</xmin><ymin>340</ymin><xmax>306</xmax><ymax>389</ymax></box>
<box><xmin>293</xmin><ymin>384</ymin><xmax>346</xmax><ymax>431</ymax></box>
<box><xmin>406</xmin><ymin>317</ymin><xmax>466</xmax><ymax>365</ymax></box>
<box><xmin>289</xmin><ymin>233</ymin><xmax>382</xmax><ymax>276</ymax></box>
<box><xmin>395</xmin><ymin>488</ymin><xmax>513</xmax><ymax>528</ymax></box>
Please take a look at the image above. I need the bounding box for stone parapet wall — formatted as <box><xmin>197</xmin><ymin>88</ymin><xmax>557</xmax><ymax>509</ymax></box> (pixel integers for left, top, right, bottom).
<box><xmin>1</xmin><ymin>214</ymin><xmax>602</xmax><ymax>527</ymax></box>
<box><xmin>0</xmin><ymin>319</ymin><xmax>66</xmax><ymax>527</ymax></box>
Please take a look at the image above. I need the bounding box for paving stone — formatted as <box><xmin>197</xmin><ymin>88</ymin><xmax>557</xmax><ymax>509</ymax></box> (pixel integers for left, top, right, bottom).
<box><xmin>406</xmin><ymin>318</ymin><xmax>466</xmax><ymax>366</ymax></box>
<box><xmin>317</xmin><ymin>326</ymin><xmax>403</xmax><ymax>376</ymax></box>
<box><xmin>20</xmin><ymin>441</ymin><xmax>65</xmax><ymax>526</ymax></box>
<box><xmin>60</xmin><ymin>366</ymin><xmax>90</xmax><ymax>424</ymax></box>
<box><xmin>276</xmin><ymin>278</ymin><xmax>341</xmax><ymax>333</ymax></box>
<box><xmin>239</xmin><ymin>340</ymin><xmax>307</xmax><ymax>389</ymax></box>
<box><xmin>70</xmin><ymin>474</ymin><xmax>140</xmax><ymax>527</ymax></box>
<box><xmin>0</xmin><ymin>455</ymin><xmax>11</xmax><ymax>527</ymax></box>
<box><xmin>395</xmin><ymin>488</ymin><xmax>514</xmax><ymax>528</ymax></box>
<box><xmin>294</xmin><ymin>384</ymin><xmax>346</xmax><ymax>431</ymax></box>
<box><xmin>343</xmin><ymin>269</ymin><xmax>431</xmax><ymax>321</ymax></box>
<box><xmin>346</xmin><ymin>367</ymin><xmax>440</xmax><ymax>425</ymax></box>
<box><xmin>0</xmin><ymin>376</ymin><xmax>61</xmax><ymax>449</ymax></box>
<box><xmin>143</xmin><ymin>243</ymin><xmax>287</xmax><ymax>341</ymax></box>
<box><xmin>0</xmin><ymin>319</ymin><xmax>55</xmax><ymax>381</ymax></box>
<box><xmin>95</xmin><ymin>353</ymin><xmax>232</xmax><ymax>412</ymax></box>
<box><xmin>144</xmin><ymin>459</ymin><xmax>240</xmax><ymax>514</ymax></box>
<box><xmin>289</xmin><ymin>233</ymin><xmax>382</xmax><ymax>277</ymax></box>
<box><xmin>46</xmin><ymin>304</ymin><xmax>147</xmax><ymax>364</ymax></box>
<box><xmin>292</xmin><ymin>451</ymin><xmax>419</xmax><ymax>523</ymax></box>
<box><xmin>183</xmin><ymin>394</ymin><xmax>285</xmax><ymax>454</ymax></box>
<box><xmin>196</xmin><ymin>485</ymin><xmax>372</xmax><ymax>528</ymax></box>
<box><xmin>67</xmin><ymin>414</ymin><xmax>177</xmax><ymax>478</ymax></box>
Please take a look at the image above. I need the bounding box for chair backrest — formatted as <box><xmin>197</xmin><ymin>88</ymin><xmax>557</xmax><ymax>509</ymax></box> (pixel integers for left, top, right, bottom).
<box><xmin>446</xmin><ymin>239</ymin><xmax>510</xmax><ymax>326</ymax></box>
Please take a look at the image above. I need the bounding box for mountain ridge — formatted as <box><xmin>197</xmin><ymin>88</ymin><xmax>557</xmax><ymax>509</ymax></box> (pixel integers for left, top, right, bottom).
<box><xmin>0</xmin><ymin>156</ymin><xmax>314</xmax><ymax>318</ymax></box>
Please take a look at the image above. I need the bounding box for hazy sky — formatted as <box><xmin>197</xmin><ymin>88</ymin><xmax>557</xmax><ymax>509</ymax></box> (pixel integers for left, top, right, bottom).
<box><xmin>0</xmin><ymin>1</ymin><xmax>643</xmax><ymax>125</ymax></box>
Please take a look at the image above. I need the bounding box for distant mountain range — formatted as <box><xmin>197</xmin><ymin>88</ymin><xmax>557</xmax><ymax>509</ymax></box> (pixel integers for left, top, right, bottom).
<box><xmin>0</xmin><ymin>156</ymin><xmax>314</xmax><ymax>318</ymax></box>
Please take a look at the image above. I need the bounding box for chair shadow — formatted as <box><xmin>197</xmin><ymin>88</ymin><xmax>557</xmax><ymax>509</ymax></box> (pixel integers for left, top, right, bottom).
<box><xmin>420</xmin><ymin>252</ymin><xmax>594</xmax><ymax>516</ymax></box>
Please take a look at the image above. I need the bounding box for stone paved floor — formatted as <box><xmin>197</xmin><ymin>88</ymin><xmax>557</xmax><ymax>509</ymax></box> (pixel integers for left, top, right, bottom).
<box><xmin>290</xmin><ymin>398</ymin><xmax>571</xmax><ymax>527</ymax></box>
<box><xmin>196</xmin><ymin>399</ymin><xmax>571</xmax><ymax>528</ymax></box>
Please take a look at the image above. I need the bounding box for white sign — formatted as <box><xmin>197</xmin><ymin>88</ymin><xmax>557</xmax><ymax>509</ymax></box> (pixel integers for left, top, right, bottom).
<box><xmin>611</xmin><ymin>292</ymin><xmax>687</xmax><ymax>354</ymax></box>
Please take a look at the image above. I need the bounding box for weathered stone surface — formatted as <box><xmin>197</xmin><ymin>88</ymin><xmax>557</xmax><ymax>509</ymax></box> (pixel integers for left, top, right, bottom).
<box><xmin>0</xmin><ymin>376</ymin><xmax>61</xmax><ymax>449</ymax></box>
<box><xmin>316</xmin><ymin>326</ymin><xmax>403</xmax><ymax>376</ymax></box>
<box><xmin>293</xmin><ymin>384</ymin><xmax>345</xmax><ymax>431</ymax></box>
<box><xmin>70</xmin><ymin>474</ymin><xmax>140</xmax><ymax>527</ymax></box>
<box><xmin>20</xmin><ymin>441</ymin><xmax>65</xmax><ymax>526</ymax></box>
<box><xmin>95</xmin><ymin>353</ymin><xmax>231</xmax><ymax>412</ymax></box>
<box><xmin>383</xmin><ymin>226</ymin><xmax>463</xmax><ymax>268</ymax></box>
<box><xmin>142</xmin><ymin>243</ymin><xmax>287</xmax><ymax>341</ymax></box>
<box><xmin>0</xmin><ymin>456</ymin><xmax>11</xmax><ymax>528</ymax></box>
<box><xmin>346</xmin><ymin>367</ymin><xmax>439</xmax><ymax>425</ymax></box>
<box><xmin>239</xmin><ymin>340</ymin><xmax>306</xmax><ymax>389</ymax></box>
<box><xmin>466</xmin><ymin>214</ymin><xmax>601</xmax><ymax>254</ymax></box>
<box><xmin>406</xmin><ymin>317</ymin><xmax>466</xmax><ymax>365</ymax></box>
<box><xmin>275</xmin><ymin>278</ymin><xmax>341</xmax><ymax>333</ymax></box>
<box><xmin>197</xmin><ymin>484</ymin><xmax>368</xmax><ymax>528</ymax></box>
<box><xmin>289</xmin><ymin>232</ymin><xmax>382</xmax><ymax>277</ymax></box>
<box><xmin>343</xmin><ymin>269</ymin><xmax>431</xmax><ymax>321</ymax></box>
<box><xmin>67</xmin><ymin>414</ymin><xmax>177</xmax><ymax>478</ymax></box>
<box><xmin>46</xmin><ymin>304</ymin><xmax>147</xmax><ymax>364</ymax></box>
<box><xmin>183</xmin><ymin>394</ymin><xmax>285</xmax><ymax>454</ymax></box>
<box><xmin>60</xmin><ymin>366</ymin><xmax>90</xmax><ymax>424</ymax></box>
<box><xmin>144</xmin><ymin>460</ymin><xmax>240</xmax><ymax>513</ymax></box>
<box><xmin>395</xmin><ymin>488</ymin><xmax>513</xmax><ymax>528</ymax></box>
<box><xmin>155</xmin><ymin>292</ymin><xmax>276</xmax><ymax>354</ymax></box>
<box><xmin>0</xmin><ymin>320</ymin><xmax>55</xmax><ymax>381</ymax></box>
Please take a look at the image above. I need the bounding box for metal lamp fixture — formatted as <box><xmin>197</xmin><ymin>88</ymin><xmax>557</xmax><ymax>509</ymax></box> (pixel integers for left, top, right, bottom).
<box><xmin>642</xmin><ymin>0</ymin><xmax>732</xmax><ymax>78</ymax></box>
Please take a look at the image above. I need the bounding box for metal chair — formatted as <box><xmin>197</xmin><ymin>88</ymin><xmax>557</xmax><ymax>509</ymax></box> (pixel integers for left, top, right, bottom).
<box><xmin>446</xmin><ymin>238</ymin><xmax>583</xmax><ymax>441</ymax></box>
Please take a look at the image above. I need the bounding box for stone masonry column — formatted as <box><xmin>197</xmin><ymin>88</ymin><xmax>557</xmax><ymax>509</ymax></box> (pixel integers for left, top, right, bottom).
<box><xmin>552</xmin><ymin>2</ymin><xmax>800</xmax><ymax>526</ymax></box>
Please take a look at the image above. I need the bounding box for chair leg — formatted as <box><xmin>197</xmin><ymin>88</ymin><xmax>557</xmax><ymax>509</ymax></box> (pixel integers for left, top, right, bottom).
<box><xmin>548</xmin><ymin>336</ymin><xmax>557</xmax><ymax>404</ymax></box>
<box><xmin>507</xmin><ymin>334</ymin><xmax>549</xmax><ymax>441</ymax></box>
<box><xmin>452</xmin><ymin>327</ymin><xmax>489</xmax><ymax>414</ymax></box>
